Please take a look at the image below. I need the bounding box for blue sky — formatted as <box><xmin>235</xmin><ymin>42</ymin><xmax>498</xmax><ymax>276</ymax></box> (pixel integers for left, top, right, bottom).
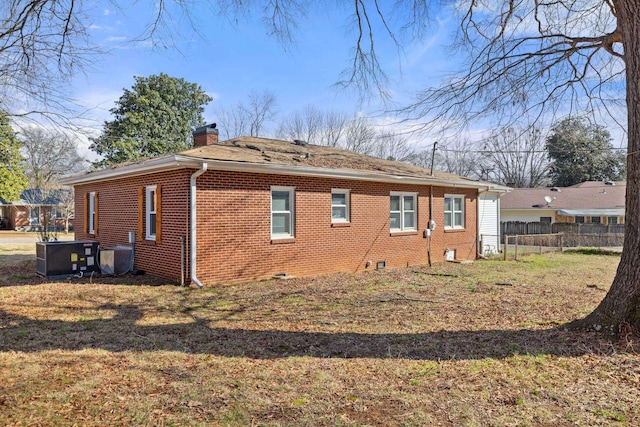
<box><xmin>70</xmin><ymin>1</ymin><xmax>455</xmax><ymax>149</ymax></box>
<box><xmin>62</xmin><ymin>1</ymin><xmax>627</xmax><ymax>162</ymax></box>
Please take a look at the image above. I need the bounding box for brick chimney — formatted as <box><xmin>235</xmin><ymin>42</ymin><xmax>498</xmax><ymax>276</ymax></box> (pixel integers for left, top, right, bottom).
<box><xmin>193</xmin><ymin>123</ymin><xmax>219</xmax><ymax>147</ymax></box>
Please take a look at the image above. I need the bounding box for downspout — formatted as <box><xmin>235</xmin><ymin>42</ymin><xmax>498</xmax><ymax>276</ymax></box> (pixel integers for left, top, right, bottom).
<box><xmin>427</xmin><ymin>142</ymin><xmax>437</xmax><ymax>267</ymax></box>
<box><xmin>428</xmin><ymin>185</ymin><xmax>433</xmax><ymax>267</ymax></box>
<box><xmin>190</xmin><ymin>162</ymin><xmax>208</xmax><ymax>288</ymax></box>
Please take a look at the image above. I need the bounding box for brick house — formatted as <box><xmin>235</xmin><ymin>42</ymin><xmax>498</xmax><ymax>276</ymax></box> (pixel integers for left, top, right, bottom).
<box><xmin>0</xmin><ymin>189</ymin><xmax>73</xmax><ymax>231</ymax></box>
<box><xmin>61</xmin><ymin>125</ymin><xmax>509</xmax><ymax>286</ymax></box>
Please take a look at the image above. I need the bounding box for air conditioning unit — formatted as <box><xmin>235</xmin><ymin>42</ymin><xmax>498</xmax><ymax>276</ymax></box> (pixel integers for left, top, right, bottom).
<box><xmin>36</xmin><ymin>241</ymin><xmax>100</xmax><ymax>278</ymax></box>
<box><xmin>99</xmin><ymin>245</ymin><xmax>133</xmax><ymax>275</ymax></box>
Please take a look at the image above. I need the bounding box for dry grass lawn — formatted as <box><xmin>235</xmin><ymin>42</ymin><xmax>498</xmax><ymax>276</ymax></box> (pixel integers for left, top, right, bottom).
<box><xmin>1</xmin><ymin>244</ymin><xmax>638</xmax><ymax>426</ymax></box>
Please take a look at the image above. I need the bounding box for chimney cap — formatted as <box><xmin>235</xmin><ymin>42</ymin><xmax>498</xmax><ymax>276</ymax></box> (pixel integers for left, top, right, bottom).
<box><xmin>193</xmin><ymin>123</ymin><xmax>219</xmax><ymax>136</ymax></box>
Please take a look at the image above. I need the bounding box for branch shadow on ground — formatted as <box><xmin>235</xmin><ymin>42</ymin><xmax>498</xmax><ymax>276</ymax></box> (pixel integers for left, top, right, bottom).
<box><xmin>0</xmin><ymin>304</ymin><xmax>610</xmax><ymax>360</ymax></box>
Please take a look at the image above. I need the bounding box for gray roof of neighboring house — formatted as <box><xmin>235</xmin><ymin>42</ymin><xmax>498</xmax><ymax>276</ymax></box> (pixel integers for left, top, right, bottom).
<box><xmin>500</xmin><ymin>181</ymin><xmax>626</xmax><ymax>211</ymax></box>
<box><xmin>62</xmin><ymin>136</ymin><xmax>511</xmax><ymax>192</ymax></box>
<box><xmin>1</xmin><ymin>188</ymin><xmax>72</xmax><ymax>206</ymax></box>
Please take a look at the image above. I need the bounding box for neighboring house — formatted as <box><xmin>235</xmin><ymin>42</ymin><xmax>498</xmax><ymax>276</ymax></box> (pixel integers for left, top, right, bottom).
<box><xmin>0</xmin><ymin>189</ymin><xmax>73</xmax><ymax>231</ymax></box>
<box><xmin>61</xmin><ymin>125</ymin><xmax>509</xmax><ymax>286</ymax></box>
<box><xmin>501</xmin><ymin>181</ymin><xmax>626</xmax><ymax>225</ymax></box>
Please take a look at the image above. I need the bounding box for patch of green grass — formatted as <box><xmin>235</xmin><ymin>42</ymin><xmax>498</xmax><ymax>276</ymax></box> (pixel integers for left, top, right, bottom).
<box><xmin>565</xmin><ymin>248</ymin><xmax>622</xmax><ymax>256</ymax></box>
<box><xmin>594</xmin><ymin>409</ymin><xmax>625</xmax><ymax>422</ymax></box>
<box><xmin>211</xmin><ymin>300</ymin><xmax>240</xmax><ymax>310</ymax></box>
<box><xmin>292</xmin><ymin>397</ymin><xmax>308</xmax><ymax>406</ymax></box>
<box><xmin>280</xmin><ymin>296</ymin><xmax>305</xmax><ymax>304</ymax></box>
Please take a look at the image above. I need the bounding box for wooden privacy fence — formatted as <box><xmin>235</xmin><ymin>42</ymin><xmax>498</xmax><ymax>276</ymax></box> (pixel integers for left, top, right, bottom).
<box><xmin>501</xmin><ymin>221</ymin><xmax>625</xmax><ymax>236</ymax></box>
<box><xmin>501</xmin><ymin>221</ymin><xmax>624</xmax><ymax>248</ymax></box>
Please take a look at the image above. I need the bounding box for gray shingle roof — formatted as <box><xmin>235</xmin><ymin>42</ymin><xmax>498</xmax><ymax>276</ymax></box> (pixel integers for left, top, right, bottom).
<box><xmin>500</xmin><ymin>181</ymin><xmax>625</xmax><ymax>210</ymax></box>
<box><xmin>180</xmin><ymin>136</ymin><xmax>489</xmax><ymax>186</ymax></box>
<box><xmin>64</xmin><ymin>136</ymin><xmax>510</xmax><ymax>191</ymax></box>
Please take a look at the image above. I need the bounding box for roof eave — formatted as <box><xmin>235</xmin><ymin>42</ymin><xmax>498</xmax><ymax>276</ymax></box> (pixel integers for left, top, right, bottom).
<box><xmin>60</xmin><ymin>156</ymin><xmax>203</xmax><ymax>185</ymax></box>
<box><xmin>61</xmin><ymin>154</ymin><xmax>504</xmax><ymax>190</ymax></box>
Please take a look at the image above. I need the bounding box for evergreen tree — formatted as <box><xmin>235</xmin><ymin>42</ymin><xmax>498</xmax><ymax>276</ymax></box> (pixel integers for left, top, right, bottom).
<box><xmin>90</xmin><ymin>73</ymin><xmax>212</xmax><ymax>167</ymax></box>
<box><xmin>546</xmin><ymin>117</ymin><xmax>626</xmax><ymax>187</ymax></box>
<box><xmin>0</xmin><ymin>112</ymin><xmax>28</xmax><ymax>203</ymax></box>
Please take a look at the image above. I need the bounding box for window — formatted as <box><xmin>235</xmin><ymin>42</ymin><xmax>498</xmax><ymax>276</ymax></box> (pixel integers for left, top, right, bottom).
<box><xmin>87</xmin><ymin>192</ymin><xmax>97</xmax><ymax>234</ymax></box>
<box><xmin>50</xmin><ymin>207</ymin><xmax>58</xmax><ymax>219</ymax></box>
<box><xmin>146</xmin><ymin>186</ymin><xmax>157</xmax><ymax>240</ymax></box>
<box><xmin>608</xmin><ymin>216</ymin><xmax>619</xmax><ymax>225</ymax></box>
<box><xmin>444</xmin><ymin>195</ymin><xmax>465</xmax><ymax>229</ymax></box>
<box><xmin>138</xmin><ymin>186</ymin><xmax>161</xmax><ymax>243</ymax></box>
<box><xmin>590</xmin><ymin>216</ymin><xmax>601</xmax><ymax>224</ymax></box>
<box><xmin>390</xmin><ymin>192</ymin><xmax>417</xmax><ymax>232</ymax></box>
<box><xmin>575</xmin><ymin>216</ymin><xmax>585</xmax><ymax>223</ymax></box>
<box><xmin>30</xmin><ymin>207</ymin><xmax>40</xmax><ymax>226</ymax></box>
<box><xmin>331</xmin><ymin>189</ymin><xmax>350</xmax><ymax>223</ymax></box>
<box><xmin>540</xmin><ymin>217</ymin><xmax>552</xmax><ymax>223</ymax></box>
<box><xmin>271</xmin><ymin>187</ymin><xmax>294</xmax><ymax>238</ymax></box>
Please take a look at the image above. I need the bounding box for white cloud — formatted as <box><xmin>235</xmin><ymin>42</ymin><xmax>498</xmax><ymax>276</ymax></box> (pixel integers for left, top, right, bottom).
<box><xmin>105</xmin><ymin>36</ymin><xmax>128</xmax><ymax>43</ymax></box>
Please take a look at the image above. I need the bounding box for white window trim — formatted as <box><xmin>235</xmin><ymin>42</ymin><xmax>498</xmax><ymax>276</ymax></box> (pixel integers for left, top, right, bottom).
<box><xmin>390</xmin><ymin>192</ymin><xmax>417</xmax><ymax>232</ymax></box>
<box><xmin>331</xmin><ymin>189</ymin><xmax>350</xmax><ymax>223</ymax></box>
<box><xmin>444</xmin><ymin>194</ymin><xmax>465</xmax><ymax>230</ymax></box>
<box><xmin>88</xmin><ymin>192</ymin><xmax>96</xmax><ymax>234</ymax></box>
<box><xmin>146</xmin><ymin>185</ymin><xmax>157</xmax><ymax>240</ymax></box>
<box><xmin>271</xmin><ymin>186</ymin><xmax>295</xmax><ymax>239</ymax></box>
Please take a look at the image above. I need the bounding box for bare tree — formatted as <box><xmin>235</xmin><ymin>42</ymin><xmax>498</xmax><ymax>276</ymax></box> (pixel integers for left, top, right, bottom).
<box><xmin>277</xmin><ymin>107</ymin><xmax>417</xmax><ymax>162</ymax></box>
<box><xmin>372</xmin><ymin>131</ymin><xmax>415</xmax><ymax>162</ymax></box>
<box><xmin>216</xmin><ymin>90</ymin><xmax>277</xmax><ymax>139</ymax></box>
<box><xmin>57</xmin><ymin>186</ymin><xmax>75</xmax><ymax>234</ymax></box>
<box><xmin>0</xmin><ymin>1</ymin><xmax>94</xmax><ymax>125</ymax></box>
<box><xmin>428</xmin><ymin>139</ymin><xmax>484</xmax><ymax>179</ymax></box>
<box><xmin>321</xmin><ymin>110</ymin><xmax>350</xmax><ymax>147</ymax></box>
<box><xmin>246</xmin><ymin>90</ymin><xmax>277</xmax><ymax>137</ymax></box>
<box><xmin>216</xmin><ymin>103</ymin><xmax>252</xmax><ymax>140</ymax></box>
<box><xmin>19</xmin><ymin>127</ymin><xmax>85</xmax><ymax>187</ymax></box>
<box><xmin>19</xmin><ymin>127</ymin><xmax>85</xmax><ymax>240</ymax></box>
<box><xmin>276</xmin><ymin>106</ymin><xmax>354</xmax><ymax>148</ymax></box>
<box><xmin>276</xmin><ymin>105</ymin><xmax>325</xmax><ymax>144</ymax></box>
<box><xmin>481</xmin><ymin>127</ymin><xmax>550</xmax><ymax>188</ymax></box>
<box><xmin>343</xmin><ymin>115</ymin><xmax>377</xmax><ymax>155</ymax></box>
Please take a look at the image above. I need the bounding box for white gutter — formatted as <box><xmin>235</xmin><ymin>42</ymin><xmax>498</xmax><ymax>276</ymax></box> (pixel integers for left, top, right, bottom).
<box><xmin>190</xmin><ymin>162</ymin><xmax>208</xmax><ymax>288</ymax></box>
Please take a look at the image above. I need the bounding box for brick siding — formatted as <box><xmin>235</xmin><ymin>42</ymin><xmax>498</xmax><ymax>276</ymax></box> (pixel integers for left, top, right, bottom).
<box><xmin>74</xmin><ymin>170</ymin><xmax>191</xmax><ymax>281</ymax></box>
<box><xmin>74</xmin><ymin>169</ymin><xmax>478</xmax><ymax>285</ymax></box>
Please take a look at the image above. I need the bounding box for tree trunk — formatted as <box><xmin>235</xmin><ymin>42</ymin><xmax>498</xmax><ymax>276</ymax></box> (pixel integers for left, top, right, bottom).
<box><xmin>577</xmin><ymin>1</ymin><xmax>640</xmax><ymax>335</ymax></box>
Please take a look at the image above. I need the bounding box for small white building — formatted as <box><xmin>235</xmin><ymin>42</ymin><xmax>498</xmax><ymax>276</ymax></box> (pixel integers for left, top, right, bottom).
<box><xmin>477</xmin><ymin>189</ymin><xmax>507</xmax><ymax>255</ymax></box>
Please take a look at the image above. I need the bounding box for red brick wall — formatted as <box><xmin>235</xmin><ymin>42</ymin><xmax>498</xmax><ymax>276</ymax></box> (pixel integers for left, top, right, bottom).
<box><xmin>11</xmin><ymin>206</ymin><xmax>29</xmax><ymax>228</ymax></box>
<box><xmin>73</xmin><ymin>169</ymin><xmax>478</xmax><ymax>285</ymax></box>
<box><xmin>194</xmin><ymin>171</ymin><xmax>477</xmax><ymax>284</ymax></box>
<box><xmin>8</xmin><ymin>206</ymin><xmax>71</xmax><ymax>230</ymax></box>
<box><xmin>74</xmin><ymin>170</ymin><xmax>191</xmax><ymax>281</ymax></box>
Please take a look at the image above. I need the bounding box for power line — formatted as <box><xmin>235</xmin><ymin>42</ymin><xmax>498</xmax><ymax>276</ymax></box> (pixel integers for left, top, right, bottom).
<box><xmin>436</xmin><ymin>147</ymin><xmax>627</xmax><ymax>154</ymax></box>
